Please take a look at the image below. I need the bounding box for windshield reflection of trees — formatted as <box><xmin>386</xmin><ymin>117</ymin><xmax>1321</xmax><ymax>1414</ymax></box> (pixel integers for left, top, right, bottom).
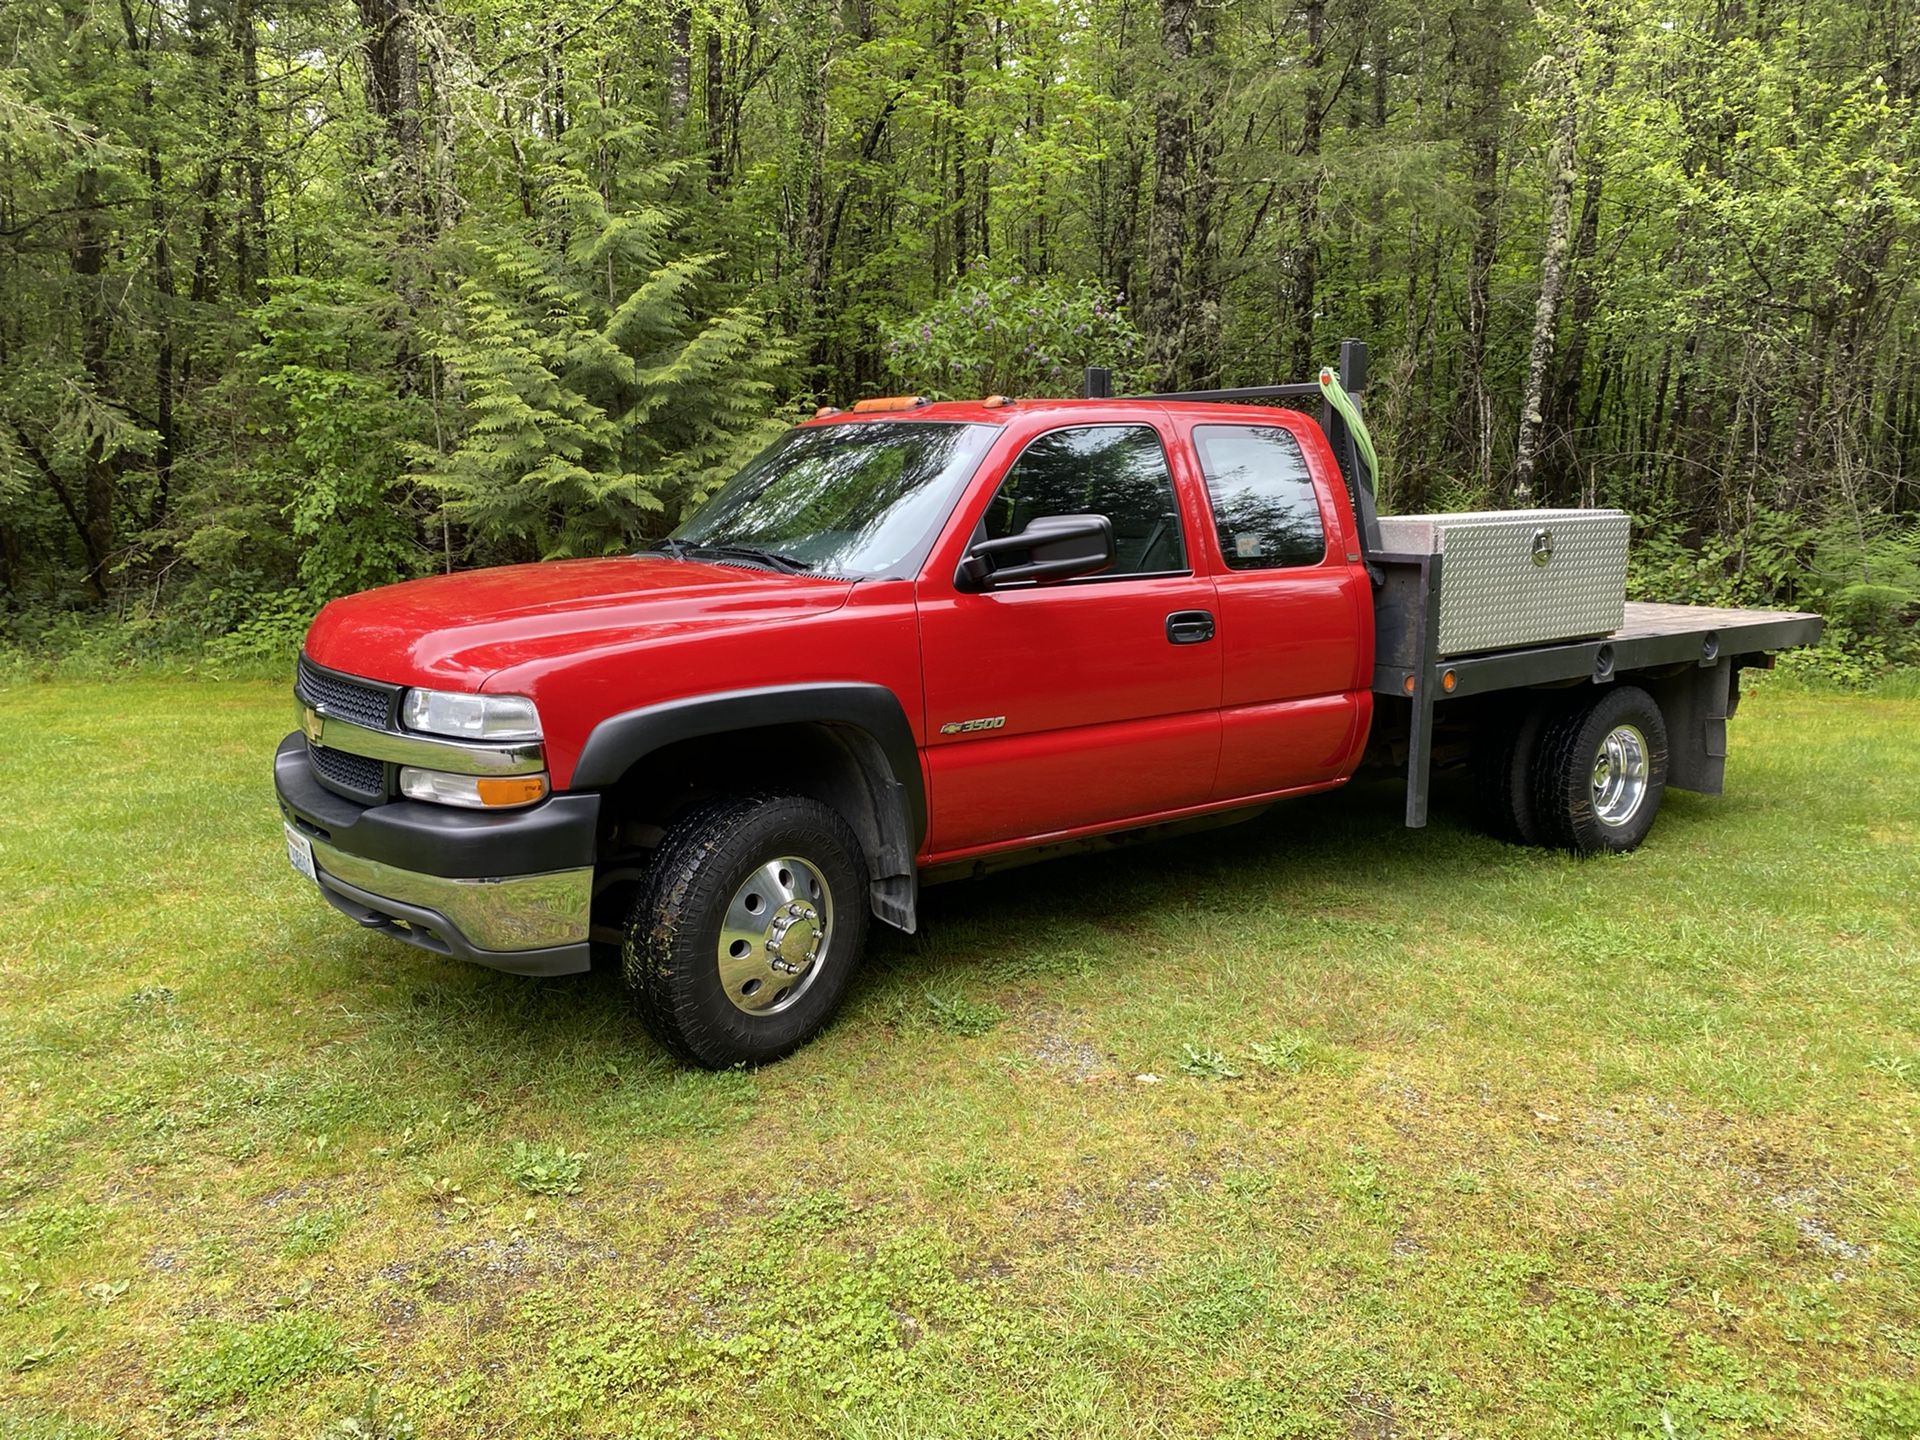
<box><xmin>680</xmin><ymin>423</ymin><xmax>983</xmax><ymax>572</ymax></box>
<box><xmin>1194</xmin><ymin>426</ymin><xmax>1324</xmax><ymax>568</ymax></box>
<box><xmin>988</xmin><ymin>427</ymin><xmax>1184</xmax><ymax>573</ymax></box>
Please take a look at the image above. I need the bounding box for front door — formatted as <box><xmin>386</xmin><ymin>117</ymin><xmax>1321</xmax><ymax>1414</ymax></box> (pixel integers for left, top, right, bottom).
<box><xmin>917</xmin><ymin>422</ymin><xmax>1223</xmax><ymax>857</ymax></box>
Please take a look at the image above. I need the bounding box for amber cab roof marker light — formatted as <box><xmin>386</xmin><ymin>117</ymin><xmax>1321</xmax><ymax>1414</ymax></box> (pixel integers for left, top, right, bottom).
<box><xmin>848</xmin><ymin>395</ymin><xmax>928</xmax><ymax>414</ymax></box>
<box><xmin>982</xmin><ymin>395</ymin><xmax>1011</xmax><ymax>408</ymax></box>
<box><xmin>813</xmin><ymin>405</ymin><xmax>842</xmax><ymax>419</ymax></box>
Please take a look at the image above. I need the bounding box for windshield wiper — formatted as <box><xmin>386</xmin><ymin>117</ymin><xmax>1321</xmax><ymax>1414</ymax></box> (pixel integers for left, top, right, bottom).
<box><xmin>643</xmin><ymin>537</ymin><xmax>696</xmax><ymax>559</ymax></box>
<box><xmin>689</xmin><ymin>543</ymin><xmax>814</xmax><ymax>574</ymax></box>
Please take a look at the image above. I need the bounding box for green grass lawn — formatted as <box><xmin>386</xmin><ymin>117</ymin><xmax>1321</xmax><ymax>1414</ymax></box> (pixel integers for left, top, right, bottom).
<box><xmin>1</xmin><ymin>677</ymin><xmax>1916</xmax><ymax>1438</ymax></box>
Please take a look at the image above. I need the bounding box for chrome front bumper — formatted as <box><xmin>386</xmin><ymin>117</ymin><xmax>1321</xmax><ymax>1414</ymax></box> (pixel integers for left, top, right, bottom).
<box><xmin>275</xmin><ymin>733</ymin><xmax>599</xmax><ymax>977</ymax></box>
<box><xmin>312</xmin><ymin>838</ymin><xmax>592</xmax><ymax>952</ymax></box>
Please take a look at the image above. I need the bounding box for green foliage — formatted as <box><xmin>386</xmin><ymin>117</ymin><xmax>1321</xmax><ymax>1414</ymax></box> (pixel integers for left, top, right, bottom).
<box><xmin>319</xmin><ymin>1389</ymin><xmax>417</xmax><ymax>1440</ymax></box>
<box><xmin>883</xmin><ymin>272</ymin><xmax>1149</xmax><ymax>399</ymax></box>
<box><xmin>163</xmin><ymin>1312</ymin><xmax>356</xmax><ymax>1411</ymax></box>
<box><xmin>1628</xmin><ymin>509</ymin><xmax>1920</xmax><ymax>683</ymax></box>
<box><xmin>506</xmin><ymin>1141</ymin><xmax>586</xmax><ymax>1197</ymax></box>
<box><xmin>1178</xmin><ymin>1042</ymin><xmax>1243</xmax><ymax>1080</ymax></box>
<box><xmin>1848</xmin><ymin>1381</ymin><xmax>1920</xmax><ymax>1440</ymax></box>
<box><xmin>423</xmin><ymin>108</ymin><xmax>791</xmax><ymax>556</ymax></box>
<box><xmin>1</xmin><ymin>0</ymin><xmax>1914</xmax><ymax>690</ymax></box>
<box><xmin>278</xmin><ymin>1207</ymin><xmax>349</xmax><ymax>1259</ymax></box>
<box><xmin>246</xmin><ymin>278</ymin><xmax>428</xmax><ymax>598</ymax></box>
<box><xmin>201</xmin><ymin>590</ymin><xmax>317</xmax><ymax>674</ymax></box>
<box><xmin>922</xmin><ymin>990</ymin><xmax>1004</xmax><ymax>1036</ymax></box>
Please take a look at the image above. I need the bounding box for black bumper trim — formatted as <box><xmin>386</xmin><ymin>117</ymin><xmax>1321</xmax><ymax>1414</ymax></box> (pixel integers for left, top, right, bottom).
<box><xmin>275</xmin><ymin>733</ymin><xmax>600</xmax><ymax>878</ymax></box>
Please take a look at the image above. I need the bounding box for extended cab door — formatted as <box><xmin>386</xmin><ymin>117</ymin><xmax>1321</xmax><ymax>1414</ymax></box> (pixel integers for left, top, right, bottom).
<box><xmin>916</xmin><ymin>420</ymin><xmax>1223</xmax><ymax>857</ymax></box>
<box><xmin>1176</xmin><ymin>417</ymin><xmax>1373</xmax><ymax>800</ymax></box>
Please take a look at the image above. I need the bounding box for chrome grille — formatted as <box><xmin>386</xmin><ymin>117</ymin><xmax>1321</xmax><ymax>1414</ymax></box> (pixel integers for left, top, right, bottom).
<box><xmin>297</xmin><ymin>657</ymin><xmax>394</xmax><ymax>731</ymax></box>
<box><xmin>308</xmin><ymin>742</ymin><xmax>386</xmax><ymax>800</ymax></box>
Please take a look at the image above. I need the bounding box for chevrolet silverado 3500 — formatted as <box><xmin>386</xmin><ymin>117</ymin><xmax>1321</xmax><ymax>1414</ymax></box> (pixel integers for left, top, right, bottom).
<box><xmin>274</xmin><ymin>343</ymin><xmax>1821</xmax><ymax>1066</ymax></box>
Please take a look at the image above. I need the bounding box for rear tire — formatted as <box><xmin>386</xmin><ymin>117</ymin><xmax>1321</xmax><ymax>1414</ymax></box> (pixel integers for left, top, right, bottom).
<box><xmin>1530</xmin><ymin>686</ymin><xmax>1669</xmax><ymax>853</ymax></box>
<box><xmin>1471</xmin><ymin>695</ymin><xmax>1559</xmax><ymax>846</ymax></box>
<box><xmin>623</xmin><ymin>793</ymin><xmax>869</xmax><ymax>1068</ymax></box>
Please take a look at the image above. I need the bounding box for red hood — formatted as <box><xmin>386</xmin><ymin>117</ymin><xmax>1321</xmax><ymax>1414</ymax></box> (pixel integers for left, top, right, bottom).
<box><xmin>302</xmin><ymin>556</ymin><xmax>856</xmax><ymax>688</ymax></box>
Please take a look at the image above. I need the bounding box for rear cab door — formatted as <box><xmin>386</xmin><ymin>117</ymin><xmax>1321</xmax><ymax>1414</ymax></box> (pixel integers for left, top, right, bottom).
<box><xmin>914</xmin><ymin>408</ymin><xmax>1224</xmax><ymax>858</ymax></box>
<box><xmin>1163</xmin><ymin>407</ymin><xmax>1374</xmax><ymax>800</ymax></box>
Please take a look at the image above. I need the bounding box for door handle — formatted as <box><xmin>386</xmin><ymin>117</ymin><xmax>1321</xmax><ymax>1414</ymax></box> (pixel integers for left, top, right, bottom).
<box><xmin>1165</xmin><ymin>609</ymin><xmax>1216</xmax><ymax>644</ymax></box>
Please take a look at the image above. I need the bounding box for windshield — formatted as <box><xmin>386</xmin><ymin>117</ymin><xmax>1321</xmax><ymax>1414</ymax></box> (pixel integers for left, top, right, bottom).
<box><xmin>669</xmin><ymin>421</ymin><xmax>997</xmax><ymax>577</ymax></box>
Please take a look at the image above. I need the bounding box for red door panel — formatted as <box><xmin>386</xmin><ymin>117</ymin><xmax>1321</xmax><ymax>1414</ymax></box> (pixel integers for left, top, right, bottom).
<box><xmin>1210</xmin><ymin>567</ymin><xmax>1371</xmax><ymax>796</ymax></box>
<box><xmin>1175</xmin><ymin>417</ymin><xmax>1374</xmax><ymax>801</ymax></box>
<box><xmin>918</xmin><ymin>575</ymin><xmax>1222</xmax><ymax>854</ymax></box>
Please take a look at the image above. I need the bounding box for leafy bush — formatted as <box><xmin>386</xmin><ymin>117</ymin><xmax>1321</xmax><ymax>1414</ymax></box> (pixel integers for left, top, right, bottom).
<box><xmin>883</xmin><ymin>271</ymin><xmax>1149</xmax><ymax>399</ymax></box>
<box><xmin>202</xmin><ymin>589</ymin><xmax>318</xmax><ymax>674</ymax></box>
<box><xmin>1628</xmin><ymin>507</ymin><xmax>1919</xmax><ymax>687</ymax></box>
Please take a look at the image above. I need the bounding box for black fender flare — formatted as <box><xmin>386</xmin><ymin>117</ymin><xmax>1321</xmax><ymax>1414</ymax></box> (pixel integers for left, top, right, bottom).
<box><xmin>569</xmin><ymin>683</ymin><xmax>927</xmax><ymax>929</ymax></box>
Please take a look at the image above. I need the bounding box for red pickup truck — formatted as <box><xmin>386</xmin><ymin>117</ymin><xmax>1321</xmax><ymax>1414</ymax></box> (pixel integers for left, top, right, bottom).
<box><xmin>275</xmin><ymin>347</ymin><xmax>1820</xmax><ymax>1066</ymax></box>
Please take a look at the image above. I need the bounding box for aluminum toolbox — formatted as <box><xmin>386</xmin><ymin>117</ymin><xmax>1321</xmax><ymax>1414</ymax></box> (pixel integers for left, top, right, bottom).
<box><xmin>1374</xmin><ymin>508</ymin><xmax>1630</xmax><ymax>657</ymax></box>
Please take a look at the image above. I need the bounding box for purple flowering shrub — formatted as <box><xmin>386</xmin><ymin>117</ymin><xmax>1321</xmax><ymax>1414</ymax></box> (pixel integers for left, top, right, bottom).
<box><xmin>881</xmin><ymin>271</ymin><xmax>1150</xmax><ymax>399</ymax></box>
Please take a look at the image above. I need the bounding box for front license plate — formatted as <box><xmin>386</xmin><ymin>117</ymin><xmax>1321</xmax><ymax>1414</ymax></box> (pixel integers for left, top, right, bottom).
<box><xmin>284</xmin><ymin>822</ymin><xmax>317</xmax><ymax>882</ymax></box>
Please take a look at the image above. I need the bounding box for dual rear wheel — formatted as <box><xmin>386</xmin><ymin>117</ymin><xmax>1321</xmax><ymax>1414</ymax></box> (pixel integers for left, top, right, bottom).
<box><xmin>1475</xmin><ymin>684</ymin><xmax>1669</xmax><ymax>853</ymax></box>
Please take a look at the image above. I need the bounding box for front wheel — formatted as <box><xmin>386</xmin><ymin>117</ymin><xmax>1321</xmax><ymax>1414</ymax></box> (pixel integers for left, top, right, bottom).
<box><xmin>1531</xmin><ymin>685</ymin><xmax>1670</xmax><ymax>853</ymax></box>
<box><xmin>623</xmin><ymin>793</ymin><xmax>869</xmax><ymax>1068</ymax></box>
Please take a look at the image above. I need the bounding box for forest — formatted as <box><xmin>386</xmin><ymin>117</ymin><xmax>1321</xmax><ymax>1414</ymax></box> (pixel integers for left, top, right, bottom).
<box><xmin>1</xmin><ymin>0</ymin><xmax>1916</xmax><ymax>671</ymax></box>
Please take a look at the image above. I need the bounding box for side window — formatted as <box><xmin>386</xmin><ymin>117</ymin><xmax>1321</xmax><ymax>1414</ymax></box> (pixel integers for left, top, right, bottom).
<box><xmin>1193</xmin><ymin>424</ymin><xmax>1328</xmax><ymax>569</ymax></box>
<box><xmin>984</xmin><ymin>425</ymin><xmax>1186</xmax><ymax>577</ymax></box>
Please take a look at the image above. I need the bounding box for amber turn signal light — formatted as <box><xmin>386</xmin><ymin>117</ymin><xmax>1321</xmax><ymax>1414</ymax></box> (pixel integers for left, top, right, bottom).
<box><xmin>475</xmin><ymin>776</ymin><xmax>549</xmax><ymax>807</ymax></box>
<box><xmin>399</xmin><ymin>766</ymin><xmax>549</xmax><ymax>809</ymax></box>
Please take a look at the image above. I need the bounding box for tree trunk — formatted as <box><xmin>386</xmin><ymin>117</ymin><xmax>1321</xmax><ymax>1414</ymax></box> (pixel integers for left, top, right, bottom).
<box><xmin>1146</xmin><ymin>0</ymin><xmax>1194</xmax><ymax>386</ymax></box>
<box><xmin>1512</xmin><ymin>57</ymin><xmax>1578</xmax><ymax>504</ymax></box>
<box><xmin>1286</xmin><ymin>0</ymin><xmax>1326</xmax><ymax>381</ymax></box>
<box><xmin>235</xmin><ymin>0</ymin><xmax>268</xmax><ymax>299</ymax></box>
<box><xmin>706</xmin><ymin>25</ymin><xmax>727</xmax><ymax>187</ymax></box>
<box><xmin>71</xmin><ymin>166</ymin><xmax>115</xmax><ymax>599</ymax></box>
<box><xmin>668</xmin><ymin>0</ymin><xmax>692</xmax><ymax>131</ymax></box>
<box><xmin>1456</xmin><ymin>9</ymin><xmax>1507</xmax><ymax>494</ymax></box>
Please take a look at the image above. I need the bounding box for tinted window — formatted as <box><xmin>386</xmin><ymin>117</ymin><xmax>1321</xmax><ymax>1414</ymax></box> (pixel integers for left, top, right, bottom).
<box><xmin>984</xmin><ymin>426</ymin><xmax>1185</xmax><ymax>576</ymax></box>
<box><xmin>1193</xmin><ymin>424</ymin><xmax>1327</xmax><ymax>569</ymax></box>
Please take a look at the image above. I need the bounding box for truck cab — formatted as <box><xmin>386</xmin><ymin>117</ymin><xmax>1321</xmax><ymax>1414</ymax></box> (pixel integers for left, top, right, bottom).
<box><xmin>276</xmin><ymin>362</ymin><xmax>1820</xmax><ymax>1067</ymax></box>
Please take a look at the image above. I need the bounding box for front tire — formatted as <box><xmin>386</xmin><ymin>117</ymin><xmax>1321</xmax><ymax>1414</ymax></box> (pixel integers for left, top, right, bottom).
<box><xmin>624</xmin><ymin>793</ymin><xmax>869</xmax><ymax>1068</ymax></box>
<box><xmin>1531</xmin><ymin>685</ymin><xmax>1669</xmax><ymax>853</ymax></box>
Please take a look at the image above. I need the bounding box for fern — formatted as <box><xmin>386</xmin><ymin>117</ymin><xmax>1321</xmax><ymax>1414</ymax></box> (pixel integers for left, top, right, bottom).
<box><xmin>423</xmin><ymin>104</ymin><xmax>792</xmax><ymax>560</ymax></box>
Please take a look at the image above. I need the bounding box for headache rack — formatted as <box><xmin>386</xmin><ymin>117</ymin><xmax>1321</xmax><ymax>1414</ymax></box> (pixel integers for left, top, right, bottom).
<box><xmin>1084</xmin><ymin>336</ymin><xmax>1384</xmax><ymax>564</ymax></box>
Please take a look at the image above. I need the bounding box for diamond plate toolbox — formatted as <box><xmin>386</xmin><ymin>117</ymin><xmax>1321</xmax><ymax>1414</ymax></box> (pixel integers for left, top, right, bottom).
<box><xmin>1375</xmin><ymin>509</ymin><xmax>1630</xmax><ymax>657</ymax></box>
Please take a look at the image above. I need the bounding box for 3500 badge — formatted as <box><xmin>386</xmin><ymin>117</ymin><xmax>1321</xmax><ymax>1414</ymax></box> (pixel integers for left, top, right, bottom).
<box><xmin>939</xmin><ymin>715</ymin><xmax>1007</xmax><ymax>736</ymax></box>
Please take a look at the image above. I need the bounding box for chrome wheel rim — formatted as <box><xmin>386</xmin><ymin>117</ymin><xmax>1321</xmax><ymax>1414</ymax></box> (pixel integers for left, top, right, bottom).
<box><xmin>716</xmin><ymin>856</ymin><xmax>833</xmax><ymax>1016</ymax></box>
<box><xmin>1591</xmin><ymin>724</ymin><xmax>1650</xmax><ymax>827</ymax></box>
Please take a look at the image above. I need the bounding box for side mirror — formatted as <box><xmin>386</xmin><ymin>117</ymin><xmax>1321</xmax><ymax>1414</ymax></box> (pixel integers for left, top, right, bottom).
<box><xmin>958</xmin><ymin>514</ymin><xmax>1116</xmax><ymax>590</ymax></box>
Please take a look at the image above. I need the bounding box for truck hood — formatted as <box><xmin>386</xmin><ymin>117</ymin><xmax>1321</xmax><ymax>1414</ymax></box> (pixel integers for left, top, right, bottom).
<box><xmin>302</xmin><ymin>556</ymin><xmax>857</xmax><ymax>689</ymax></box>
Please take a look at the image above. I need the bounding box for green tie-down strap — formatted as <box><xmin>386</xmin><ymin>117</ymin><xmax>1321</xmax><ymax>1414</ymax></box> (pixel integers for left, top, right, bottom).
<box><xmin>1318</xmin><ymin>365</ymin><xmax>1379</xmax><ymax>495</ymax></box>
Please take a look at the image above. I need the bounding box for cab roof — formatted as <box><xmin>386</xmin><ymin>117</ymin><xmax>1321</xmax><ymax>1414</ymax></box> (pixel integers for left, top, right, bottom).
<box><xmin>801</xmin><ymin>396</ymin><xmax>1318</xmax><ymax>428</ymax></box>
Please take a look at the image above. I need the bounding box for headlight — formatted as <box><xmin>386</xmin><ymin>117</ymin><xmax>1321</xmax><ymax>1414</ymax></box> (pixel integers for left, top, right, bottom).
<box><xmin>400</xmin><ymin>767</ymin><xmax>549</xmax><ymax>809</ymax></box>
<box><xmin>401</xmin><ymin>687</ymin><xmax>541</xmax><ymax>741</ymax></box>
